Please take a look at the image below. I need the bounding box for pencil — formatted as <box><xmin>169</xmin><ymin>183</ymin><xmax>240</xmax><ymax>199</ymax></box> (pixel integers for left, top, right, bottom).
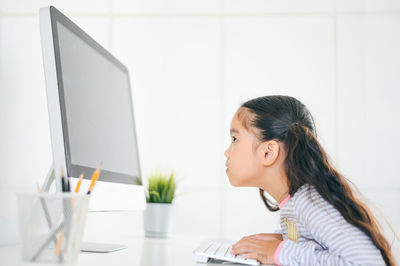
<box><xmin>54</xmin><ymin>230</ymin><xmax>64</xmax><ymax>256</ymax></box>
<box><xmin>75</xmin><ymin>173</ymin><xmax>84</xmax><ymax>193</ymax></box>
<box><xmin>87</xmin><ymin>163</ymin><xmax>102</xmax><ymax>195</ymax></box>
<box><xmin>66</xmin><ymin>177</ymin><xmax>71</xmax><ymax>192</ymax></box>
<box><xmin>61</xmin><ymin>170</ymin><xmax>67</xmax><ymax>192</ymax></box>
<box><xmin>36</xmin><ymin>183</ymin><xmax>63</xmax><ymax>261</ymax></box>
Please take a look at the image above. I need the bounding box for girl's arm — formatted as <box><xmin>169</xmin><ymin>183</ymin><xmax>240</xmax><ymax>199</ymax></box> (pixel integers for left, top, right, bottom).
<box><xmin>274</xmin><ymin>186</ymin><xmax>385</xmax><ymax>266</ymax></box>
<box><xmin>275</xmin><ymin>239</ymin><xmax>363</xmax><ymax>266</ymax></box>
<box><xmin>244</xmin><ymin>233</ymin><xmax>283</xmax><ymax>241</ymax></box>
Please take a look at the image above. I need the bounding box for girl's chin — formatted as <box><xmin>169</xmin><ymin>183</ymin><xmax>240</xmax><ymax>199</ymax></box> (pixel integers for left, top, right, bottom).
<box><xmin>228</xmin><ymin>178</ymin><xmax>242</xmax><ymax>187</ymax></box>
<box><xmin>226</xmin><ymin>171</ymin><xmax>246</xmax><ymax>187</ymax></box>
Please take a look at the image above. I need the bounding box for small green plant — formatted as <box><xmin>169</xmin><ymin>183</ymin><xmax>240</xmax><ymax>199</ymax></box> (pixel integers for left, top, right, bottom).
<box><xmin>144</xmin><ymin>170</ymin><xmax>177</xmax><ymax>203</ymax></box>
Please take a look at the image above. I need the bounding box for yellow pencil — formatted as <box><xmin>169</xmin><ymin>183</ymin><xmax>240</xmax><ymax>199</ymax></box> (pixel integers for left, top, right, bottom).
<box><xmin>75</xmin><ymin>173</ymin><xmax>84</xmax><ymax>193</ymax></box>
<box><xmin>87</xmin><ymin>163</ymin><xmax>102</xmax><ymax>195</ymax></box>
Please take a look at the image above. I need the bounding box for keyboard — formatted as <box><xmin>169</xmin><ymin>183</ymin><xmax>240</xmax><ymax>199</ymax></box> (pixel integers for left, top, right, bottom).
<box><xmin>193</xmin><ymin>239</ymin><xmax>260</xmax><ymax>265</ymax></box>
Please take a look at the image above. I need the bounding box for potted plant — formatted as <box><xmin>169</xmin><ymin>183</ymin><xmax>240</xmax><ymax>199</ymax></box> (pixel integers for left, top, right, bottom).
<box><xmin>142</xmin><ymin>170</ymin><xmax>177</xmax><ymax>238</ymax></box>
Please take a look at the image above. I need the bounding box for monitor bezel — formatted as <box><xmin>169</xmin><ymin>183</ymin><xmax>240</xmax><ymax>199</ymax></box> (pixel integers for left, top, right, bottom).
<box><xmin>40</xmin><ymin>6</ymin><xmax>142</xmax><ymax>186</ymax></box>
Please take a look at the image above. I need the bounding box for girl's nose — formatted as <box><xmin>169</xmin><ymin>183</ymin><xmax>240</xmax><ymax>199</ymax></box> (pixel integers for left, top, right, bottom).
<box><xmin>224</xmin><ymin>145</ymin><xmax>230</xmax><ymax>158</ymax></box>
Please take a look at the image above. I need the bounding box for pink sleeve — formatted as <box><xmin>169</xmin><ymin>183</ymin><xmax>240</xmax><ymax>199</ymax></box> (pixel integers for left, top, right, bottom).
<box><xmin>273</xmin><ymin>240</ymin><xmax>288</xmax><ymax>266</ymax></box>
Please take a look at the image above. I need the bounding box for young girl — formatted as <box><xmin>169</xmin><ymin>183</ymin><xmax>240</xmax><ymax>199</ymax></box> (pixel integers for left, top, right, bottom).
<box><xmin>225</xmin><ymin>95</ymin><xmax>395</xmax><ymax>265</ymax></box>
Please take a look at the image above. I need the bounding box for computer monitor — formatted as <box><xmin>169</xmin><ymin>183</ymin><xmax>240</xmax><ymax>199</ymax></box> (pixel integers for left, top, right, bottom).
<box><xmin>39</xmin><ymin>6</ymin><xmax>146</xmax><ymax>212</ymax></box>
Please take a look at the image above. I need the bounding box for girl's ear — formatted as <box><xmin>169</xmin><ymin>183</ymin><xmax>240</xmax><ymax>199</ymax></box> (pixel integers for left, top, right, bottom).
<box><xmin>261</xmin><ymin>140</ymin><xmax>280</xmax><ymax>166</ymax></box>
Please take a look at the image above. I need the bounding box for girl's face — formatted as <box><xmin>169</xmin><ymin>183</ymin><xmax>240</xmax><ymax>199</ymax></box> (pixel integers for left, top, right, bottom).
<box><xmin>224</xmin><ymin>113</ymin><xmax>264</xmax><ymax>187</ymax></box>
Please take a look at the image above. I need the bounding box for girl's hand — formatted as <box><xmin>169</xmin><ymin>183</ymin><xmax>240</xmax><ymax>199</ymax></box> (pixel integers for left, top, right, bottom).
<box><xmin>243</xmin><ymin>233</ymin><xmax>283</xmax><ymax>241</ymax></box>
<box><xmin>231</xmin><ymin>234</ymin><xmax>283</xmax><ymax>265</ymax></box>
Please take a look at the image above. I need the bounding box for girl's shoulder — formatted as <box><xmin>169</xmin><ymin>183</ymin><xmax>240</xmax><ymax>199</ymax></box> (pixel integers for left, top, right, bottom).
<box><xmin>291</xmin><ymin>184</ymin><xmax>331</xmax><ymax>214</ymax></box>
<box><xmin>291</xmin><ymin>183</ymin><xmax>318</xmax><ymax>202</ymax></box>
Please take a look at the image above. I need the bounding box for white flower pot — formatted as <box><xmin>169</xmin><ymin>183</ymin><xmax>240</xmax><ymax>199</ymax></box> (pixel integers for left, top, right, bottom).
<box><xmin>143</xmin><ymin>203</ymin><xmax>174</xmax><ymax>238</ymax></box>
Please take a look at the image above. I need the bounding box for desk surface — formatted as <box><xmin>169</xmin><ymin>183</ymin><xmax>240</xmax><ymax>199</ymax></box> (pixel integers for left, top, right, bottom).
<box><xmin>0</xmin><ymin>233</ymin><xmax>244</xmax><ymax>266</ymax></box>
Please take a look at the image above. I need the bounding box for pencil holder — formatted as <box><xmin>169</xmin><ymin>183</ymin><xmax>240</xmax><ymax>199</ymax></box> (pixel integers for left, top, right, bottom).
<box><xmin>16</xmin><ymin>192</ymin><xmax>90</xmax><ymax>265</ymax></box>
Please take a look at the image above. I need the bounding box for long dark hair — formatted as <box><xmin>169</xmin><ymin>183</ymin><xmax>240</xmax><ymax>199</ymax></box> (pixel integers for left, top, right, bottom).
<box><xmin>238</xmin><ymin>95</ymin><xmax>395</xmax><ymax>266</ymax></box>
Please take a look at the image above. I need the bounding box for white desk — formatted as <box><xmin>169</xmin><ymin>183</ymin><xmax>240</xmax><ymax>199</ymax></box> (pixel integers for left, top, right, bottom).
<box><xmin>0</xmin><ymin>233</ymin><xmax>240</xmax><ymax>266</ymax></box>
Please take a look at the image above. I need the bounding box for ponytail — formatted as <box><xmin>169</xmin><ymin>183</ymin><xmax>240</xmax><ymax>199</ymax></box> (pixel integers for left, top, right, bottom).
<box><xmin>240</xmin><ymin>95</ymin><xmax>395</xmax><ymax>266</ymax></box>
<box><xmin>285</xmin><ymin>121</ymin><xmax>394</xmax><ymax>266</ymax></box>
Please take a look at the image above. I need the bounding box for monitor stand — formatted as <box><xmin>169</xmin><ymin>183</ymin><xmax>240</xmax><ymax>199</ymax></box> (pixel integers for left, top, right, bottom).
<box><xmin>42</xmin><ymin>165</ymin><xmax>127</xmax><ymax>253</ymax></box>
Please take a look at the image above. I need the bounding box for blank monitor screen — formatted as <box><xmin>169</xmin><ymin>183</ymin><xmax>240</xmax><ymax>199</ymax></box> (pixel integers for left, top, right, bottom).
<box><xmin>54</xmin><ymin>17</ymin><xmax>141</xmax><ymax>184</ymax></box>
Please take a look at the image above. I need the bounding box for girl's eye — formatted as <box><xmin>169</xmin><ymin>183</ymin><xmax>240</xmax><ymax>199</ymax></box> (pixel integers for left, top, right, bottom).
<box><xmin>231</xmin><ymin>136</ymin><xmax>237</xmax><ymax>143</ymax></box>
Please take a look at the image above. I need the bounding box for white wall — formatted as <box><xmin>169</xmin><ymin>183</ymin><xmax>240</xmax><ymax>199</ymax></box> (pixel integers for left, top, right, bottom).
<box><xmin>1</xmin><ymin>0</ymin><xmax>399</xmax><ymax>261</ymax></box>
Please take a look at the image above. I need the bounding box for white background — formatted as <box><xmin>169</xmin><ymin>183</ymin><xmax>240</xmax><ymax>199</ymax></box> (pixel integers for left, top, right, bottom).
<box><xmin>0</xmin><ymin>0</ymin><xmax>399</xmax><ymax>263</ymax></box>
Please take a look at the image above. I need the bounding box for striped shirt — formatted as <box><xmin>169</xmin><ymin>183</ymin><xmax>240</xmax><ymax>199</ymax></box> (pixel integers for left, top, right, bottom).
<box><xmin>274</xmin><ymin>184</ymin><xmax>385</xmax><ymax>266</ymax></box>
